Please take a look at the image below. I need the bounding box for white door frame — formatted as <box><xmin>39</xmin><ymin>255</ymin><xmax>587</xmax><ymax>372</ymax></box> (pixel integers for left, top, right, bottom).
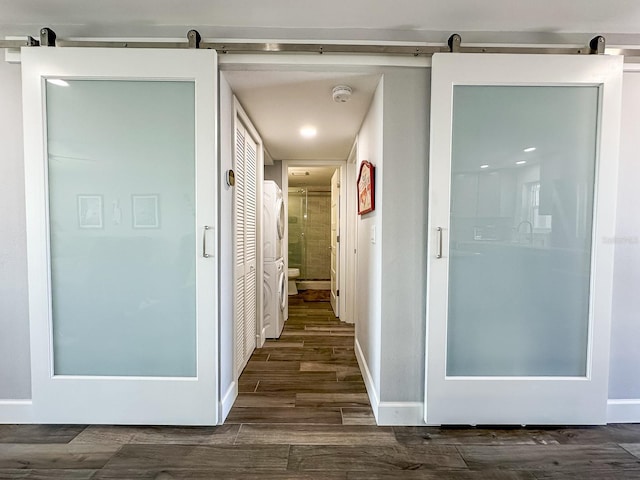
<box><xmin>22</xmin><ymin>47</ymin><xmax>219</xmax><ymax>425</ymax></box>
<box><xmin>282</xmin><ymin>160</ymin><xmax>347</xmax><ymax>314</ymax></box>
<box><xmin>344</xmin><ymin>139</ymin><xmax>359</xmax><ymax>324</ymax></box>
<box><xmin>330</xmin><ymin>169</ymin><xmax>341</xmax><ymax>316</ymax></box>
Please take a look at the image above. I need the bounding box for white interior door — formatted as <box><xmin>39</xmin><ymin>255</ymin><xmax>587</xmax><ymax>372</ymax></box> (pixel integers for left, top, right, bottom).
<box><xmin>233</xmin><ymin>120</ymin><xmax>257</xmax><ymax>376</ymax></box>
<box><xmin>330</xmin><ymin>169</ymin><xmax>340</xmax><ymax>316</ymax></box>
<box><xmin>21</xmin><ymin>47</ymin><xmax>218</xmax><ymax>425</ymax></box>
<box><xmin>426</xmin><ymin>53</ymin><xmax>622</xmax><ymax>425</ymax></box>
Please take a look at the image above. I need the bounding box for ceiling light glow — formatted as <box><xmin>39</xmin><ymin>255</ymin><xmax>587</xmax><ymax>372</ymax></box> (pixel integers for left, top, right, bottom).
<box><xmin>480</xmin><ymin>164</ymin><xmax>489</xmax><ymax>169</ymax></box>
<box><xmin>516</xmin><ymin>160</ymin><xmax>527</xmax><ymax>165</ymax></box>
<box><xmin>300</xmin><ymin>126</ymin><xmax>317</xmax><ymax>138</ymax></box>
<box><xmin>523</xmin><ymin>147</ymin><xmax>536</xmax><ymax>153</ymax></box>
<box><xmin>47</xmin><ymin>79</ymin><xmax>69</xmax><ymax>87</ymax></box>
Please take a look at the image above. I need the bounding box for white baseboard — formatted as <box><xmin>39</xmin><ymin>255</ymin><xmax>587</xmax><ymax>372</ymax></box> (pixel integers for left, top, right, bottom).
<box><xmin>607</xmin><ymin>399</ymin><xmax>640</xmax><ymax>423</ymax></box>
<box><xmin>354</xmin><ymin>339</ymin><xmax>427</xmax><ymax>426</ymax></box>
<box><xmin>220</xmin><ymin>381</ymin><xmax>238</xmax><ymax>424</ymax></box>
<box><xmin>354</xmin><ymin>338</ymin><xmax>380</xmax><ymax>422</ymax></box>
<box><xmin>0</xmin><ymin>399</ymin><xmax>34</xmax><ymax>423</ymax></box>
<box><xmin>378</xmin><ymin>402</ymin><xmax>426</xmax><ymax>426</ymax></box>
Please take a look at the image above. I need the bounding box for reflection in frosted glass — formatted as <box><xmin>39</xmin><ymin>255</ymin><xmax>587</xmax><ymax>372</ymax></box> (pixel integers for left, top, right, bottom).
<box><xmin>46</xmin><ymin>80</ymin><xmax>196</xmax><ymax>376</ymax></box>
<box><xmin>447</xmin><ymin>86</ymin><xmax>599</xmax><ymax>377</ymax></box>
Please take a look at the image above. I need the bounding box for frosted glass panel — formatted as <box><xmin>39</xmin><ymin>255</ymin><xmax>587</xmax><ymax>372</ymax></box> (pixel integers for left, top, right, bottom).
<box><xmin>46</xmin><ymin>80</ymin><xmax>196</xmax><ymax>376</ymax></box>
<box><xmin>447</xmin><ymin>86</ymin><xmax>598</xmax><ymax>377</ymax></box>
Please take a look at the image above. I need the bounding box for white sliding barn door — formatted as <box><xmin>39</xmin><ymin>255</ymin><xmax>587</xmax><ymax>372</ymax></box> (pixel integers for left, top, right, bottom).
<box><xmin>22</xmin><ymin>47</ymin><xmax>219</xmax><ymax>425</ymax></box>
<box><xmin>426</xmin><ymin>53</ymin><xmax>622</xmax><ymax>425</ymax></box>
<box><xmin>233</xmin><ymin>120</ymin><xmax>258</xmax><ymax>376</ymax></box>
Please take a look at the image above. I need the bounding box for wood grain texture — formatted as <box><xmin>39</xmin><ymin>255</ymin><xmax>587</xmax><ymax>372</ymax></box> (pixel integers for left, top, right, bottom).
<box><xmin>288</xmin><ymin>445</ymin><xmax>467</xmax><ymax>471</ymax></box>
<box><xmin>295</xmin><ymin>393</ymin><xmax>370</xmax><ymax>407</ymax></box>
<box><xmin>0</xmin><ymin>469</ymin><xmax>97</xmax><ymax>479</ymax></box>
<box><xmin>234</xmin><ymin>424</ymin><xmax>398</xmax><ymax>446</ymax></box>
<box><xmin>103</xmin><ymin>444</ymin><xmax>289</xmax><ymax>470</ymax></box>
<box><xmin>73</xmin><ymin>424</ymin><xmax>240</xmax><ymax>446</ymax></box>
<box><xmin>393</xmin><ymin>426</ymin><xmax>560</xmax><ymax>446</ymax></box>
<box><xmin>233</xmin><ymin>393</ymin><xmax>297</xmax><ymax>408</ymax></box>
<box><xmin>0</xmin><ymin>425</ymin><xmax>87</xmax><ymax>444</ymax></box>
<box><xmin>0</xmin><ymin>444</ymin><xmax>120</xmax><ymax>469</ymax></box>
<box><xmin>457</xmin><ymin>444</ymin><xmax>640</xmax><ymax>472</ymax></box>
<box><xmin>226</xmin><ymin>407</ymin><xmax>343</xmax><ymax>424</ymax></box>
<box><xmin>93</xmin><ymin>471</ymin><xmax>348</xmax><ymax>480</ymax></box>
<box><xmin>342</xmin><ymin>407</ymin><xmax>378</xmax><ymax>425</ymax></box>
<box><xmin>347</xmin><ymin>471</ymin><xmax>536</xmax><ymax>480</ymax></box>
<box><xmin>621</xmin><ymin>443</ymin><xmax>640</xmax><ymax>459</ymax></box>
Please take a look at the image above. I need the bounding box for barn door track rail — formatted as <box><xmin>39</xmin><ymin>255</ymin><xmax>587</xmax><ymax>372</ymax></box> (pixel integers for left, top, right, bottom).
<box><xmin>0</xmin><ymin>28</ymin><xmax>616</xmax><ymax>57</ymax></box>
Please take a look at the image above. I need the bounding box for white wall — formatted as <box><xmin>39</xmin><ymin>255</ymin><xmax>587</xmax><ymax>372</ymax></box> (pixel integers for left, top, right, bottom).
<box><xmin>264</xmin><ymin>160</ymin><xmax>282</xmax><ymax>189</ymax></box>
<box><xmin>218</xmin><ymin>72</ymin><xmax>236</xmax><ymax>419</ymax></box>
<box><xmin>379</xmin><ymin>67</ymin><xmax>429</xmax><ymax>404</ymax></box>
<box><xmin>0</xmin><ymin>60</ymin><xmax>31</xmax><ymax>400</ymax></box>
<box><xmin>354</xmin><ymin>77</ymin><xmax>384</xmax><ymax>402</ymax></box>
<box><xmin>609</xmin><ymin>70</ymin><xmax>640</xmax><ymax>400</ymax></box>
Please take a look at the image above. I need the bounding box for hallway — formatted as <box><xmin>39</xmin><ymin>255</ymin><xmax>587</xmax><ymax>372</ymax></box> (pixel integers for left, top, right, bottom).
<box><xmin>226</xmin><ymin>293</ymin><xmax>374</xmax><ymax>425</ymax></box>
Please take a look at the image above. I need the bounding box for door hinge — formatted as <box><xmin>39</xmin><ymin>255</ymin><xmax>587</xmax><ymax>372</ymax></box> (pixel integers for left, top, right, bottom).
<box><xmin>337</xmin><ymin>290</ymin><xmax>340</xmax><ymax>297</ymax></box>
<box><xmin>337</xmin><ymin>235</ymin><xmax>340</xmax><ymax>243</ymax></box>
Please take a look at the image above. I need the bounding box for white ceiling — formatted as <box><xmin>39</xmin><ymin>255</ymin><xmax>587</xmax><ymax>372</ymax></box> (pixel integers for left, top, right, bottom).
<box><xmin>225</xmin><ymin>71</ymin><xmax>380</xmax><ymax>161</ymax></box>
<box><xmin>288</xmin><ymin>166</ymin><xmax>338</xmax><ymax>188</ymax></box>
<box><xmin>2</xmin><ymin>1</ymin><xmax>640</xmax><ymax>42</ymax></box>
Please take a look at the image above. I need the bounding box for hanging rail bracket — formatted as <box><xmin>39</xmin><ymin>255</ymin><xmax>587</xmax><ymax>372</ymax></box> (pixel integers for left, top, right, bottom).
<box><xmin>39</xmin><ymin>27</ymin><xmax>56</xmax><ymax>47</ymax></box>
<box><xmin>448</xmin><ymin>34</ymin><xmax>462</xmax><ymax>53</ymax></box>
<box><xmin>187</xmin><ymin>29</ymin><xmax>201</xmax><ymax>49</ymax></box>
<box><xmin>590</xmin><ymin>35</ymin><xmax>606</xmax><ymax>54</ymax></box>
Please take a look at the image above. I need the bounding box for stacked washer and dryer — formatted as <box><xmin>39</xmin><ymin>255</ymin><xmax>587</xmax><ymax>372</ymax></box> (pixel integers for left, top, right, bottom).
<box><xmin>263</xmin><ymin>181</ymin><xmax>287</xmax><ymax>339</ymax></box>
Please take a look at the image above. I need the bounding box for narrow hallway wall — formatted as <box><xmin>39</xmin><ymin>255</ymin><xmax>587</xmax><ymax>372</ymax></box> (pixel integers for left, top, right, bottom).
<box><xmin>0</xmin><ymin>60</ymin><xmax>31</xmax><ymax>400</ymax></box>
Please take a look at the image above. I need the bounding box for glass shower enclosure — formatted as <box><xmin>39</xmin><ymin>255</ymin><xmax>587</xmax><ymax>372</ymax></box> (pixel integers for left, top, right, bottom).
<box><xmin>287</xmin><ymin>187</ymin><xmax>331</xmax><ymax>281</ymax></box>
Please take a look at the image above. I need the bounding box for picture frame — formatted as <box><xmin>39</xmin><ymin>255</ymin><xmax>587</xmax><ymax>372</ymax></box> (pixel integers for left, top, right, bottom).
<box><xmin>132</xmin><ymin>194</ymin><xmax>160</xmax><ymax>228</ymax></box>
<box><xmin>77</xmin><ymin>195</ymin><xmax>103</xmax><ymax>229</ymax></box>
<box><xmin>357</xmin><ymin>160</ymin><xmax>375</xmax><ymax>215</ymax></box>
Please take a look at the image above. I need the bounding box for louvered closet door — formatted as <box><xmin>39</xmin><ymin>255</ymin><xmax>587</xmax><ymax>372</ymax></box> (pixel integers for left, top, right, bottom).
<box><xmin>244</xmin><ymin>134</ymin><xmax>258</xmax><ymax>358</ymax></box>
<box><xmin>233</xmin><ymin>121</ymin><xmax>257</xmax><ymax>377</ymax></box>
<box><xmin>233</xmin><ymin>124</ymin><xmax>247</xmax><ymax>376</ymax></box>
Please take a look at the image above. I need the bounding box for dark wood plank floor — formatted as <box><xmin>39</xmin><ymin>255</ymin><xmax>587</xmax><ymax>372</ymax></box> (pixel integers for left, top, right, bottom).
<box><xmin>1</xmin><ymin>295</ymin><xmax>639</xmax><ymax>479</ymax></box>
<box><xmin>226</xmin><ymin>294</ymin><xmax>371</xmax><ymax>426</ymax></box>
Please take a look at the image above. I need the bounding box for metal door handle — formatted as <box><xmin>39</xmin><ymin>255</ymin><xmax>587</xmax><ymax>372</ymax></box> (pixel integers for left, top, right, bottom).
<box><xmin>436</xmin><ymin>227</ymin><xmax>443</xmax><ymax>259</ymax></box>
<box><xmin>203</xmin><ymin>225</ymin><xmax>212</xmax><ymax>258</ymax></box>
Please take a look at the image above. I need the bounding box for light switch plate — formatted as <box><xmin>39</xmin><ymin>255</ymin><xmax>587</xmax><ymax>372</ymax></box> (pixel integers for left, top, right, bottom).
<box><xmin>370</xmin><ymin>225</ymin><xmax>376</xmax><ymax>244</ymax></box>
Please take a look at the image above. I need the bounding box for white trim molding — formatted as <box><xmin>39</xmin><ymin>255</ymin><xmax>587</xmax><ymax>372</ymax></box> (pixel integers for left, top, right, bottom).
<box><xmin>354</xmin><ymin>338</ymin><xmax>380</xmax><ymax>422</ymax></box>
<box><xmin>220</xmin><ymin>381</ymin><xmax>238</xmax><ymax>424</ymax></box>
<box><xmin>0</xmin><ymin>400</ymin><xmax>35</xmax><ymax>423</ymax></box>
<box><xmin>607</xmin><ymin>399</ymin><xmax>640</xmax><ymax>423</ymax></box>
<box><xmin>377</xmin><ymin>402</ymin><xmax>426</xmax><ymax>426</ymax></box>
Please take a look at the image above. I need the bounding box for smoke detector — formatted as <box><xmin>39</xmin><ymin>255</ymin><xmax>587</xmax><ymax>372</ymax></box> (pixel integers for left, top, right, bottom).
<box><xmin>332</xmin><ymin>85</ymin><xmax>352</xmax><ymax>103</ymax></box>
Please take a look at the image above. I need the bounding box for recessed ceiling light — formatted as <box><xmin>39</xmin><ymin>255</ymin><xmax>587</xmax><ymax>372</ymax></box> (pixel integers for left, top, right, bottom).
<box><xmin>516</xmin><ymin>160</ymin><xmax>527</xmax><ymax>165</ymax></box>
<box><xmin>47</xmin><ymin>79</ymin><xmax>69</xmax><ymax>87</ymax></box>
<box><xmin>480</xmin><ymin>164</ymin><xmax>489</xmax><ymax>169</ymax></box>
<box><xmin>300</xmin><ymin>126</ymin><xmax>317</xmax><ymax>138</ymax></box>
<box><xmin>523</xmin><ymin>147</ymin><xmax>536</xmax><ymax>153</ymax></box>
